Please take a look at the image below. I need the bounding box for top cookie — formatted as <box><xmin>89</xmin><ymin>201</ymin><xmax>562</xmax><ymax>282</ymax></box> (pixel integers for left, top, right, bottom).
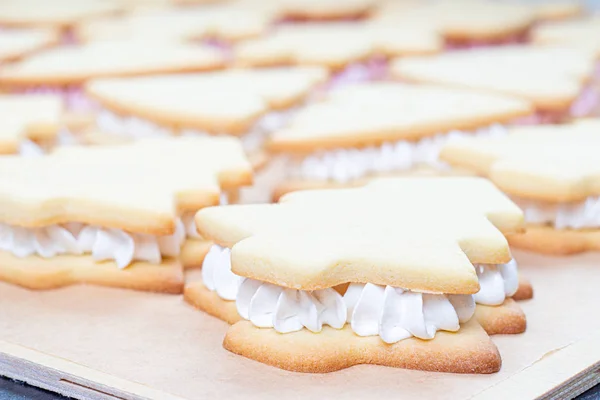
<box><xmin>0</xmin><ymin>29</ymin><xmax>59</xmax><ymax>62</ymax></box>
<box><xmin>391</xmin><ymin>45</ymin><xmax>597</xmax><ymax>112</ymax></box>
<box><xmin>75</xmin><ymin>4</ymin><xmax>273</xmax><ymax>43</ymax></box>
<box><xmin>373</xmin><ymin>0</ymin><xmax>536</xmax><ymax>43</ymax></box>
<box><xmin>0</xmin><ymin>95</ymin><xmax>63</xmax><ymax>154</ymax></box>
<box><xmin>0</xmin><ymin>41</ymin><xmax>225</xmax><ymax>87</ymax></box>
<box><xmin>268</xmin><ymin>82</ymin><xmax>532</xmax><ymax>152</ymax></box>
<box><xmin>440</xmin><ymin>120</ymin><xmax>600</xmax><ymax>203</ymax></box>
<box><xmin>532</xmin><ymin>16</ymin><xmax>600</xmax><ymax>56</ymax></box>
<box><xmin>0</xmin><ymin>0</ymin><xmax>122</xmax><ymax>30</ymax></box>
<box><xmin>86</xmin><ymin>67</ymin><xmax>328</xmax><ymax>135</ymax></box>
<box><xmin>0</xmin><ymin>136</ymin><xmax>251</xmax><ymax>234</ymax></box>
<box><xmin>234</xmin><ymin>23</ymin><xmax>441</xmax><ymax>69</ymax></box>
<box><xmin>196</xmin><ymin>177</ymin><xmax>523</xmax><ymax>293</ymax></box>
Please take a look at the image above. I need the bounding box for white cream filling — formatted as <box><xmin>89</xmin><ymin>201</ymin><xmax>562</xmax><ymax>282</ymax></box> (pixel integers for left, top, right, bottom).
<box><xmin>516</xmin><ymin>196</ymin><xmax>600</xmax><ymax>230</ymax></box>
<box><xmin>287</xmin><ymin>124</ymin><xmax>508</xmax><ymax>183</ymax></box>
<box><xmin>18</xmin><ymin>139</ymin><xmax>45</xmax><ymax>157</ymax></box>
<box><xmin>472</xmin><ymin>260</ymin><xmax>519</xmax><ymax>306</ymax></box>
<box><xmin>0</xmin><ymin>220</ymin><xmax>186</xmax><ymax>268</ymax></box>
<box><xmin>96</xmin><ymin>108</ymin><xmax>294</xmax><ymax>154</ymax></box>
<box><xmin>200</xmin><ymin>244</ymin><xmax>518</xmax><ymax>342</ymax></box>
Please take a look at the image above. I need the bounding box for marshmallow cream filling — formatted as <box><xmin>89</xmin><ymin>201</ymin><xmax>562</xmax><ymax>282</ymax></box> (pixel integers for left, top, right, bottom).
<box><xmin>516</xmin><ymin>196</ymin><xmax>600</xmax><ymax>230</ymax></box>
<box><xmin>285</xmin><ymin>123</ymin><xmax>508</xmax><ymax>183</ymax></box>
<box><xmin>96</xmin><ymin>108</ymin><xmax>295</xmax><ymax>153</ymax></box>
<box><xmin>0</xmin><ymin>220</ymin><xmax>186</xmax><ymax>268</ymax></box>
<box><xmin>201</xmin><ymin>244</ymin><xmax>519</xmax><ymax>341</ymax></box>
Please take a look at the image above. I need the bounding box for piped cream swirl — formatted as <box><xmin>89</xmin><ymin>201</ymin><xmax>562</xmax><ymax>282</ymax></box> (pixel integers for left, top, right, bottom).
<box><xmin>0</xmin><ymin>220</ymin><xmax>186</xmax><ymax>268</ymax></box>
<box><xmin>200</xmin><ymin>244</ymin><xmax>519</xmax><ymax>342</ymax></box>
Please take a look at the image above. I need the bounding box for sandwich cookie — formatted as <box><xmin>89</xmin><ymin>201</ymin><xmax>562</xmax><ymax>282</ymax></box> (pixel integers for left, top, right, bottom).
<box><xmin>263</xmin><ymin>82</ymin><xmax>532</xmax><ymax>200</ymax></box>
<box><xmin>0</xmin><ymin>28</ymin><xmax>59</xmax><ymax>63</ymax></box>
<box><xmin>187</xmin><ymin>177</ymin><xmax>527</xmax><ymax>372</ymax></box>
<box><xmin>0</xmin><ymin>40</ymin><xmax>226</xmax><ymax>136</ymax></box>
<box><xmin>373</xmin><ymin>0</ymin><xmax>536</xmax><ymax>48</ymax></box>
<box><xmin>85</xmin><ymin>67</ymin><xmax>327</xmax><ymax>202</ymax></box>
<box><xmin>0</xmin><ymin>136</ymin><xmax>252</xmax><ymax>292</ymax></box>
<box><xmin>52</xmin><ymin>137</ymin><xmax>253</xmax><ymax>269</ymax></box>
<box><xmin>0</xmin><ymin>95</ymin><xmax>64</xmax><ymax>156</ymax></box>
<box><xmin>234</xmin><ymin>23</ymin><xmax>441</xmax><ymax>86</ymax></box>
<box><xmin>440</xmin><ymin>119</ymin><xmax>600</xmax><ymax>254</ymax></box>
<box><xmin>532</xmin><ymin>16</ymin><xmax>600</xmax><ymax>117</ymax></box>
<box><xmin>391</xmin><ymin>45</ymin><xmax>599</xmax><ymax>122</ymax></box>
<box><xmin>74</xmin><ymin>4</ymin><xmax>275</xmax><ymax>50</ymax></box>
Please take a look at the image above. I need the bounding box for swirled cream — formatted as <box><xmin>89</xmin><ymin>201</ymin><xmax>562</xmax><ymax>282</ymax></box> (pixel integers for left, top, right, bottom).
<box><xmin>472</xmin><ymin>260</ymin><xmax>519</xmax><ymax>306</ymax></box>
<box><xmin>286</xmin><ymin>124</ymin><xmax>508</xmax><ymax>183</ymax></box>
<box><xmin>96</xmin><ymin>108</ymin><xmax>295</xmax><ymax>153</ymax></box>
<box><xmin>343</xmin><ymin>283</ymin><xmax>474</xmax><ymax>342</ymax></box>
<box><xmin>18</xmin><ymin>139</ymin><xmax>45</xmax><ymax>157</ymax></box>
<box><xmin>0</xmin><ymin>220</ymin><xmax>185</xmax><ymax>268</ymax></box>
<box><xmin>201</xmin><ymin>244</ymin><xmax>520</xmax><ymax>342</ymax></box>
<box><xmin>516</xmin><ymin>196</ymin><xmax>600</xmax><ymax>230</ymax></box>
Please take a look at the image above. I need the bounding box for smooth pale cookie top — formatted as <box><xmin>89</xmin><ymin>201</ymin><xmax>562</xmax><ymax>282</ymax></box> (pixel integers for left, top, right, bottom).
<box><xmin>197</xmin><ymin>177</ymin><xmax>523</xmax><ymax>293</ymax></box>
<box><xmin>0</xmin><ymin>0</ymin><xmax>123</xmax><ymax>29</ymax></box>
<box><xmin>0</xmin><ymin>136</ymin><xmax>252</xmax><ymax>234</ymax></box>
<box><xmin>234</xmin><ymin>23</ymin><xmax>441</xmax><ymax>69</ymax></box>
<box><xmin>0</xmin><ymin>95</ymin><xmax>63</xmax><ymax>154</ymax></box>
<box><xmin>391</xmin><ymin>45</ymin><xmax>597</xmax><ymax>112</ymax></box>
<box><xmin>86</xmin><ymin>67</ymin><xmax>328</xmax><ymax>135</ymax></box>
<box><xmin>0</xmin><ymin>41</ymin><xmax>225</xmax><ymax>86</ymax></box>
<box><xmin>75</xmin><ymin>5</ymin><xmax>273</xmax><ymax>43</ymax></box>
<box><xmin>373</xmin><ymin>0</ymin><xmax>536</xmax><ymax>41</ymax></box>
<box><xmin>0</xmin><ymin>29</ymin><xmax>59</xmax><ymax>62</ymax></box>
<box><xmin>268</xmin><ymin>82</ymin><xmax>532</xmax><ymax>153</ymax></box>
<box><xmin>532</xmin><ymin>16</ymin><xmax>600</xmax><ymax>56</ymax></box>
<box><xmin>440</xmin><ymin>120</ymin><xmax>600</xmax><ymax>203</ymax></box>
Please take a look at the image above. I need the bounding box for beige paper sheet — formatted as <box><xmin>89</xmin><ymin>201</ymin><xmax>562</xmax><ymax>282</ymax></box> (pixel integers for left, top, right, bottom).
<box><xmin>0</xmin><ymin>250</ymin><xmax>599</xmax><ymax>400</ymax></box>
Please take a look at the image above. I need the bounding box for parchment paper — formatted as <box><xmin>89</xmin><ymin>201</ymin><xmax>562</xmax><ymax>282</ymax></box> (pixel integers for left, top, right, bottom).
<box><xmin>0</xmin><ymin>250</ymin><xmax>599</xmax><ymax>400</ymax></box>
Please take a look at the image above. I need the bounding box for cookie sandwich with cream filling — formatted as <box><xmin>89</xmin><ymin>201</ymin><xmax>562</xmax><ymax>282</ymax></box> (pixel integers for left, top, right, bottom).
<box><xmin>263</xmin><ymin>82</ymin><xmax>532</xmax><ymax>200</ymax></box>
<box><xmin>441</xmin><ymin>119</ymin><xmax>600</xmax><ymax>254</ymax></box>
<box><xmin>0</xmin><ymin>136</ymin><xmax>251</xmax><ymax>291</ymax></box>
<box><xmin>391</xmin><ymin>45</ymin><xmax>600</xmax><ymax>122</ymax></box>
<box><xmin>187</xmin><ymin>177</ymin><xmax>526</xmax><ymax>372</ymax></box>
<box><xmin>187</xmin><ymin>178</ymin><xmax>529</xmax><ymax>349</ymax></box>
<box><xmin>0</xmin><ymin>40</ymin><xmax>226</xmax><ymax>136</ymax></box>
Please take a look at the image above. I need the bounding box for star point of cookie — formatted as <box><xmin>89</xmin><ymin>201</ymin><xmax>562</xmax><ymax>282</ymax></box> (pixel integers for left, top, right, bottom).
<box><xmin>0</xmin><ymin>136</ymin><xmax>252</xmax><ymax>291</ymax></box>
<box><xmin>0</xmin><ymin>94</ymin><xmax>63</xmax><ymax>155</ymax></box>
<box><xmin>185</xmin><ymin>177</ymin><xmax>525</xmax><ymax>373</ymax></box>
<box><xmin>441</xmin><ymin>119</ymin><xmax>600</xmax><ymax>254</ymax></box>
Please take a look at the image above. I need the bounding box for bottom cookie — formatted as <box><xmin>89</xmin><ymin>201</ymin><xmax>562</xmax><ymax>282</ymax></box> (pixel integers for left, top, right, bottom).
<box><xmin>224</xmin><ymin>319</ymin><xmax>501</xmax><ymax>374</ymax></box>
<box><xmin>184</xmin><ymin>280</ymin><xmax>240</xmax><ymax>324</ymax></box>
<box><xmin>474</xmin><ymin>298</ymin><xmax>526</xmax><ymax>335</ymax></box>
<box><xmin>0</xmin><ymin>252</ymin><xmax>184</xmax><ymax>293</ymax></box>
<box><xmin>180</xmin><ymin>239</ymin><xmax>212</xmax><ymax>270</ymax></box>
<box><xmin>508</xmin><ymin>225</ymin><xmax>600</xmax><ymax>255</ymax></box>
<box><xmin>514</xmin><ymin>274</ymin><xmax>534</xmax><ymax>301</ymax></box>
